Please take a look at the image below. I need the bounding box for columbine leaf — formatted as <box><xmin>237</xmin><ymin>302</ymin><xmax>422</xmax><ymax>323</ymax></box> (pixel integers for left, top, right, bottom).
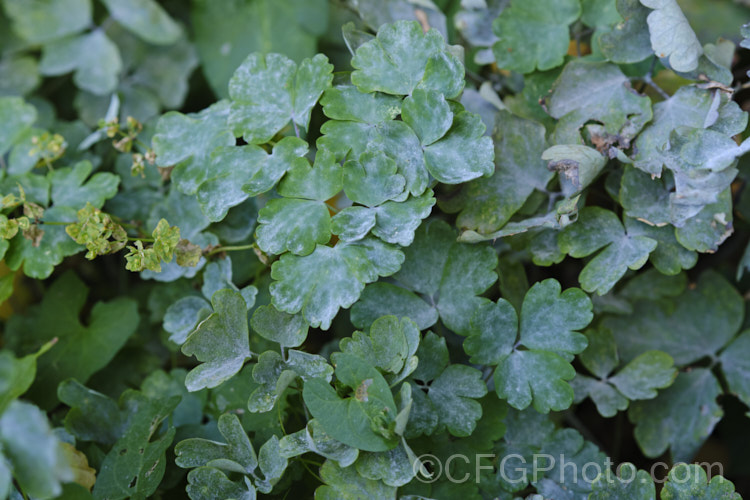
<box><xmin>448</xmin><ymin>111</ymin><xmax>553</xmax><ymax>234</ymax></box>
<box><xmin>532</xmin><ymin>427</ymin><xmax>609</xmax><ymax>498</ymax></box>
<box><xmin>355</xmin><ymin>441</ymin><xmax>418</xmax><ymax>487</ymax></box>
<box><xmin>165</xmin><ymin>295</ymin><xmax>211</xmax><ymax>343</ymax></box>
<box><xmin>140</xmin><ymin>369</ymin><xmax>207</xmax><ymax>429</ymax></box>
<box><xmin>629</xmin><ymin>369</ymin><xmax>722</xmax><ymax>462</ymax></box>
<box><xmin>404</xmin><ymin>332</ymin><xmax>487</xmax><ymax>437</ymax></box>
<box><xmin>661</xmin><ymin>463</ymin><xmax>740</xmax><ymax>499</ymax></box>
<box><xmin>664</xmin><ymin>129</ymin><xmax>747</xmax><ymax>224</ymax></box>
<box><xmin>401</xmin><ymin>89</ymin><xmax>452</xmax><ymax>146</ymax></box>
<box><xmin>674</xmin><ymin>188</ymin><xmax>733</xmax><ymax>252</ymax></box>
<box><xmin>152</xmin><ymin>100</ymin><xmax>234</xmax><ymax>194</ymax></box>
<box><xmin>422</xmin><ymin>110</ymin><xmax>494</xmax><ymax>184</ymax></box>
<box><xmin>250</xmin><ymin>305</ymin><xmax>308</xmax><ymax>348</ymax></box>
<box><xmin>351</xmin><ymin>219</ymin><xmax>497</xmax><ymax>334</ymax></box>
<box><xmin>228</xmin><ymin>52</ymin><xmax>333</xmax><ymax>143</ymax></box>
<box><xmin>181</xmin><ymin>289</ymin><xmax>251</xmax><ymax>391</ymax></box>
<box><xmin>2</xmin><ymin>0</ymin><xmax>91</xmax><ymax>43</ymax></box>
<box><xmin>344</xmin><ymin>153</ymin><xmax>406</xmax><ymax>211</ymax></box>
<box><xmin>270</xmin><ymin>237</ymin><xmax>404</xmax><ymax>329</ymax></box>
<box><xmin>603</xmin><ymin>270</ymin><xmax>743</xmax><ymax>365</ymax></box>
<box><xmin>256</xmin><ymin>198</ymin><xmax>331</xmax><ymax>256</ymax></box>
<box><xmin>632</xmin><ymin>87</ymin><xmax>745</xmax><ymax>176</ymax></box>
<box><xmin>589</xmin><ymin>463</ymin><xmax>656</xmax><ymax>500</ymax></box>
<box><xmin>3</xmin><ymin>207</ymin><xmax>82</xmax><ymax>279</ymax></box>
<box><xmin>0</xmin><ymin>96</ymin><xmax>37</xmax><ymax>156</ymax></box>
<box><xmin>191</xmin><ymin>0</ymin><xmax>327</xmax><ymax>98</ymax></box>
<box><xmin>4</xmin><ymin>271</ymin><xmax>138</xmax><ymax>408</ymax></box>
<box><xmin>427</xmin><ymin>364</ymin><xmax>487</xmax><ymax>436</ymax></box>
<box><xmin>99</xmin><ymin>0</ymin><xmax>181</xmax><ymax>45</ymax></box>
<box><xmin>350</xmin><ymin>283</ymin><xmax>438</xmax><ymax>331</ymax></box>
<box><xmin>303</xmin><ymin>353</ymin><xmax>399</xmax><ymax>452</ymax></box>
<box><xmin>277</xmin><ymin>147</ymin><xmax>342</xmax><ymax>201</ymax></box>
<box><xmin>625</xmin><ymin>217</ymin><xmax>698</xmax><ymax>275</ymax></box>
<box><xmin>175</xmin><ymin>413</ymin><xmax>258</xmax><ymax>474</ymax></box>
<box><xmin>49</xmin><ymin>160</ymin><xmax>119</xmax><ymax>210</ymax></box>
<box><xmin>468</xmin><ymin>279</ymin><xmax>592</xmax><ymax>413</ymax></box>
<box><xmin>491</xmin><ymin>0</ymin><xmax>581</xmax><ymax>74</ymax></box>
<box><xmin>318</xmin><ymin>86</ymin><xmax>428</xmax><ymax>196</ymax></box>
<box><xmin>559</xmin><ymin>207</ymin><xmax>657</xmax><ymax>294</ymax></box>
<box><xmin>609</xmin><ymin>351</ymin><xmax>677</xmax><ymax>400</ymax></box>
<box><xmin>0</xmin><ymin>340</ymin><xmax>55</xmax><ymax>414</ymax></box>
<box><xmin>196</xmin><ymin>145</ymin><xmax>266</xmax><ymax>222</ymax></box>
<box><xmin>319</xmin><ymin>85</ymin><xmax>401</xmax><ymax>124</ymax></box>
<box><xmin>248</xmin><ymin>349</ymin><xmax>332</xmax><ymax>413</ymax></box>
<box><xmin>598</xmin><ymin>0</ymin><xmax>652</xmax><ymax>64</ymax></box>
<box><xmin>350</xmin><ymin>20</ymin><xmax>464</xmax><ymax>98</ymax></box>
<box><xmin>91</xmin><ymin>392</ymin><xmax>180</xmax><ymax>500</ymax></box>
<box><xmin>58</xmin><ymin>380</ymin><xmax>124</xmax><ymax>445</ymax></box>
<box><xmin>518</xmin><ymin>279</ymin><xmax>592</xmax><ymax>356</ymax></box>
<box><xmin>717</xmin><ymin>330</ymin><xmax>750</xmax><ymax>409</ymax></box>
<box><xmin>619</xmin><ymin>165</ymin><xmax>672</xmax><ymax>226</ymax></box>
<box><xmin>496</xmin><ymin>349</ymin><xmax>577</xmax><ymax>414</ymax></box>
<box><xmin>339</xmin><ymin>315</ymin><xmax>419</xmax><ymax>383</ymax></box>
<box><xmin>39</xmin><ymin>31</ymin><xmax>122</xmax><ymax>95</ymax></box>
<box><xmin>184</xmin><ymin>468</ymin><xmax>255</xmax><ymax>500</ymax></box>
<box><xmin>0</xmin><ymin>400</ymin><xmax>71</xmax><ymax>499</ymax></box>
<box><xmin>370</xmin><ymin>190</ymin><xmax>435</xmax><ymax>246</ymax></box>
<box><xmin>241</xmin><ymin>136</ymin><xmax>309</xmax><ymax>197</ymax></box>
<box><xmin>640</xmin><ymin>0</ymin><xmax>702</xmax><ymax>72</ymax></box>
<box><xmin>279</xmin><ymin>419</ymin><xmax>359</xmax><ymax>467</ymax></box>
<box><xmin>542</xmin><ymin>144</ymin><xmax>606</xmax><ymax>197</ymax></box>
<box><xmin>315</xmin><ymin>459</ymin><xmax>397</xmax><ymax>499</ymax></box>
<box><xmin>573</xmin><ymin>329</ymin><xmax>676</xmax><ymax>418</ymax></box>
<box><xmin>463</xmin><ymin>300</ymin><xmax>518</xmax><ymax>365</ymax></box>
<box><xmin>547</xmin><ymin>60</ymin><xmax>652</xmax><ymax>145</ymax></box>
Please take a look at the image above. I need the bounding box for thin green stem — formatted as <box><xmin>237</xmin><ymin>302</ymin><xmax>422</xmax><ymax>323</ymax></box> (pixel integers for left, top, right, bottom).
<box><xmin>205</xmin><ymin>244</ymin><xmax>256</xmax><ymax>257</ymax></box>
<box><xmin>39</xmin><ymin>220</ymin><xmax>76</xmax><ymax>226</ymax></box>
<box><xmin>297</xmin><ymin>457</ymin><xmax>324</xmax><ymax>468</ymax></box>
<box><xmin>277</xmin><ymin>400</ymin><xmax>287</xmax><ymax>436</ymax></box>
<box><xmin>127</xmin><ymin>237</ymin><xmax>155</xmax><ymax>243</ymax></box>
<box><xmin>299</xmin><ymin>458</ymin><xmax>323</xmax><ymax>483</ymax></box>
<box><xmin>42</xmin><ymin>156</ymin><xmax>55</xmax><ymax>172</ymax></box>
<box><xmin>325</xmin><ymin>202</ymin><xmax>340</xmax><ymax>214</ymax></box>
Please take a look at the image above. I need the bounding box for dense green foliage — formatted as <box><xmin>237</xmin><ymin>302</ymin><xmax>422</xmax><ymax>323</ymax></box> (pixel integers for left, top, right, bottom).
<box><xmin>2</xmin><ymin>0</ymin><xmax>750</xmax><ymax>498</ymax></box>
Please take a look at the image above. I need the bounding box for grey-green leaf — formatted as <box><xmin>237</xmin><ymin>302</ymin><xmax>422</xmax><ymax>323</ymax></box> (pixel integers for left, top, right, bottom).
<box><xmin>661</xmin><ymin>463</ymin><xmax>740</xmax><ymax>499</ymax></box>
<box><xmin>450</xmin><ymin>111</ymin><xmax>552</xmax><ymax>234</ymax></box>
<box><xmin>343</xmin><ymin>150</ymin><xmax>405</xmax><ymax>207</ymax></box>
<box><xmin>250</xmin><ymin>305</ymin><xmax>308</xmax><ymax>348</ymax></box>
<box><xmin>629</xmin><ymin>369</ymin><xmax>722</xmax><ymax>462</ymax></box>
<box><xmin>350</xmin><ymin>20</ymin><xmax>463</xmax><ymax>98</ymax></box>
<box><xmin>255</xmin><ymin>198</ymin><xmax>331</xmax><ymax>256</ymax></box>
<box><xmin>0</xmin><ymin>96</ymin><xmax>37</xmax><ymax>156</ymax></box>
<box><xmin>609</xmin><ymin>350</ymin><xmax>677</xmax><ymax>400</ymax></box>
<box><xmin>520</xmin><ymin>279</ymin><xmax>592</xmax><ymax>356</ymax></box>
<box><xmin>152</xmin><ymin>100</ymin><xmax>235</xmax><ymax>195</ymax></box>
<box><xmin>423</xmin><ymin>111</ymin><xmax>494</xmax><ymax>184</ymax></box>
<box><xmin>228</xmin><ymin>52</ymin><xmax>333</xmax><ymax>144</ymax></box>
<box><xmin>3</xmin><ymin>0</ymin><xmax>91</xmax><ymax>43</ymax></box>
<box><xmin>491</xmin><ymin>0</ymin><xmax>581</xmax><ymax>74</ymax></box>
<box><xmin>100</xmin><ymin>0</ymin><xmax>181</xmax><ymax>45</ymax></box>
<box><xmin>640</xmin><ymin>0</ymin><xmax>702</xmax><ymax>72</ymax></box>
<box><xmin>181</xmin><ymin>289</ymin><xmax>251</xmax><ymax>391</ymax></box>
<box><xmin>401</xmin><ymin>89</ymin><xmax>453</xmax><ymax>146</ymax></box>
<box><xmin>303</xmin><ymin>353</ymin><xmax>399</xmax><ymax>452</ymax></box>
<box><xmin>39</xmin><ymin>31</ymin><xmax>122</xmax><ymax>95</ymax></box>
<box><xmin>548</xmin><ymin>60</ymin><xmax>652</xmax><ymax>145</ymax></box>
<box><xmin>315</xmin><ymin>459</ymin><xmax>397</xmax><ymax>499</ymax></box>
<box><xmin>270</xmin><ymin>238</ymin><xmax>404</xmax><ymax>329</ymax></box>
